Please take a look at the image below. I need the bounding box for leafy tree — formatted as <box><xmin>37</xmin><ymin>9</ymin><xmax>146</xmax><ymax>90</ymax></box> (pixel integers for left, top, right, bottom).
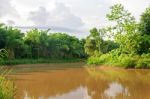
<box><xmin>0</xmin><ymin>24</ymin><xmax>7</xmax><ymax>49</ymax></box>
<box><xmin>48</xmin><ymin>33</ymin><xmax>85</xmax><ymax>58</ymax></box>
<box><xmin>5</xmin><ymin>27</ymin><xmax>24</xmax><ymax>59</ymax></box>
<box><xmin>106</xmin><ymin>4</ymin><xmax>140</xmax><ymax>54</ymax></box>
<box><xmin>84</xmin><ymin>27</ymin><xmax>118</xmax><ymax>56</ymax></box>
<box><xmin>25</xmin><ymin>28</ymin><xmax>43</xmax><ymax>58</ymax></box>
<box><xmin>84</xmin><ymin>36</ymin><xmax>97</xmax><ymax>56</ymax></box>
<box><xmin>138</xmin><ymin>6</ymin><xmax>150</xmax><ymax>54</ymax></box>
<box><xmin>84</xmin><ymin>28</ymin><xmax>103</xmax><ymax>55</ymax></box>
<box><xmin>139</xmin><ymin>6</ymin><xmax>150</xmax><ymax>35</ymax></box>
<box><xmin>38</xmin><ymin>29</ymin><xmax>50</xmax><ymax>58</ymax></box>
<box><xmin>101</xmin><ymin>40</ymin><xmax>119</xmax><ymax>54</ymax></box>
<box><xmin>90</xmin><ymin>28</ymin><xmax>102</xmax><ymax>53</ymax></box>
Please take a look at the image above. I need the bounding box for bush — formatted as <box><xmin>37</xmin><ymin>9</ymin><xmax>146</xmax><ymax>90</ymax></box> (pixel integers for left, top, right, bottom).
<box><xmin>135</xmin><ymin>55</ymin><xmax>150</xmax><ymax>68</ymax></box>
<box><xmin>87</xmin><ymin>49</ymin><xmax>150</xmax><ymax>68</ymax></box>
<box><xmin>136</xmin><ymin>59</ymin><xmax>150</xmax><ymax>68</ymax></box>
<box><xmin>117</xmin><ymin>55</ymin><xmax>136</xmax><ymax>68</ymax></box>
<box><xmin>141</xmin><ymin>53</ymin><xmax>150</xmax><ymax>58</ymax></box>
<box><xmin>88</xmin><ymin>53</ymin><xmax>113</xmax><ymax>65</ymax></box>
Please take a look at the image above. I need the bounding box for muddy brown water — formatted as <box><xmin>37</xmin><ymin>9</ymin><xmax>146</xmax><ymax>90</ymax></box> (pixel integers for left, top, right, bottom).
<box><xmin>3</xmin><ymin>63</ymin><xmax>150</xmax><ymax>99</ymax></box>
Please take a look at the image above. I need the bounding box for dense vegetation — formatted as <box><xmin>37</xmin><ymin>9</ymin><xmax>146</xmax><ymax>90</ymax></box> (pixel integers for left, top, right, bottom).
<box><xmin>86</xmin><ymin>4</ymin><xmax>150</xmax><ymax>68</ymax></box>
<box><xmin>0</xmin><ymin>25</ymin><xmax>86</xmax><ymax>65</ymax></box>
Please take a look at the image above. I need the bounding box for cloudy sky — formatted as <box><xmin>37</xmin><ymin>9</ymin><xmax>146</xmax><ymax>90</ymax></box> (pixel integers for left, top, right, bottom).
<box><xmin>0</xmin><ymin>0</ymin><xmax>150</xmax><ymax>38</ymax></box>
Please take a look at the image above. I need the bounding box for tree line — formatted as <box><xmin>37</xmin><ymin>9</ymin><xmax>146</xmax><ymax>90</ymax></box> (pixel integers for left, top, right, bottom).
<box><xmin>0</xmin><ymin>25</ymin><xmax>86</xmax><ymax>60</ymax></box>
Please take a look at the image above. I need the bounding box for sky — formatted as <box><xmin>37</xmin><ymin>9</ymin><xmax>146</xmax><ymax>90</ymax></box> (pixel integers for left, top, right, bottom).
<box><xmin>0</xmin><ymin>0</ymin><xmax>150</xmax><ymax>38</ymax></box>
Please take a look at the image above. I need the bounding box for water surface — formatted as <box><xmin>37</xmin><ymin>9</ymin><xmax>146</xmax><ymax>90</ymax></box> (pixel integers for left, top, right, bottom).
<box><xmin>6</xmin><ymin>63</ymin><xmax>150</xmax><ymax>99</ymax></box>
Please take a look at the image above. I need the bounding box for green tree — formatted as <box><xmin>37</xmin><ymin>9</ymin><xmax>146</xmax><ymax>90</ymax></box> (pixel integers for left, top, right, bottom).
<box><xmin>138</xmin><ymin>6</ymin><xmax>150</xmax><ymax>54</ymax></box>
<box><xmin>106</xmin><ymin>4</ymin><xmax>140</xmax><ymax>54</ymax></box>
<box><xmin>48</xmin><ymin>33</ymin><xmax>85</xmax><ymax>58</ymax></box>
<box><xmin>38</xmin><ymin>29</ymin><xmax>50</xmax><ymax>58</ymax></box>
<box><xmin>0</xmin><ymin>24</ymin><xmax>7</xmax><ymax>49</ymax></box>
<box><xmin>84</xmin><ymin>36</ymin><xmax>97</xmax><ymax>56</ymax></box>
<box><xmin>5</xmin><ymin>27</ymin><xmax>24</xmax><ymax>59</ymax></box>
<box><xmin>84</xmin><ymin>28</ymin><xmax>103</xmax><ymax>55</ymax></box>
<box><xmin>25</xmin><ymin>28</ymin><xmax>42</xmax><ymax>58</ymax></box>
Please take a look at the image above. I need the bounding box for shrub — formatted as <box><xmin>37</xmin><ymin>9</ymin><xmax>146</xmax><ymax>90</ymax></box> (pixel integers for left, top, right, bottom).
<box><xmin>87</xmin><ymin>49</ymin><xmax>150</xmax><ymax>68</ymax></box>
<box><xmin>88</xmin><ymin>53</ymin><xmax>113</xmax><ymax>65</ymax></box>
<box><xmin>136</xmin><ymin>59</ymin><xmax>150</xmax><ymax>69</ymax></box>
<box><xmin>118</xmin><ymin>55</ymin><xmax>136</xmax><ymax>68</ymax></box>
<box><xmin>88</xmin><ymin>56</ymin><xmax>101</xmax><ymax>65</ymax></box>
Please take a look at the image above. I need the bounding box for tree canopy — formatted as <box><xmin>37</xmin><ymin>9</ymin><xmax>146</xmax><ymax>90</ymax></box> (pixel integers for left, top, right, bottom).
<box><xmin>0</xmin><ymin>26</ymin><xmax>86</xmax><ymax>59</ymax></box>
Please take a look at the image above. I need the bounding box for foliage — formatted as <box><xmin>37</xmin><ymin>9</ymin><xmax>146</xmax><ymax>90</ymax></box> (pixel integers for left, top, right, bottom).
<box><xmin>139</xmin><ymin>5</ymin><xmax>150</xmax><ymax>35</ymax></box>
<box><xmin>138</xmin><ymin>6</ymin><xmax>150</xmax><ymax>54</ymax></box>
<box><xmin>86</xmin><ymin>4</ymin><xmax>150</xmax><ymax>68</ymax></box>
<box><xmin>106</xmin><ymin>4</ymin><xmax>139</xmax><ymax>54</ymax></box>
<box><xmin>0</xmin><ymin>26</ymin><xmax>86</xmax><ymax>61</ymax></box>
<box><xmin>135</xmin><ymin>54</ymin><xmax>150</xmax><ymax>68</ymax></box>
<box><xmin>0</xmin><ymin>49</ymin><xmax>8</xmax><ymax>60</ymax></box>
<box><xmin>48</xmin><ymin>33</ymin><xmax>85</xmax><ymax>58</ymax></box>
<box><xmin>24</xmin><ymin>29</ymin><xmax>86</xmax><ymax>59</ymax></box>
<box><xmin>88</xmin><ymin>51</ymin><xmax>150</xmax><ymax>68</ymax></box>
<box><xmin>84</xmin><ymin>36</ymin><xmax>97</xmax><ymax>56</ymax></box>
<box><xmin>0</xmin><ymin>49</ymin><xmax>16</xmax><ymax>99</ymax></box>
<box><xmin>84</xmin><ymin>28</ymin><xmax>118</xmax><ymax>56</ymax></box>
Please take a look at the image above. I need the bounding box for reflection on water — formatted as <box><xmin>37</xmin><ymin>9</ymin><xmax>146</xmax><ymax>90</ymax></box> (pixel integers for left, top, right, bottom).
<box><xmin>103</xmin><ymin>82</ymin><xmax>130</xmax><ymax>99</ymax></box>
<box><xmin>23</xmin><ymin>87</ymin><xmax>91</xmax><ymax>99</ymax></box>
<box><xmin>48</xmin><ymin>87</ymin><xmax>91</xmax><ymax>99</ymax></box>
<box><xmin>7</xmin><ymin>64</ymin><xmax>150</xmax><ymax>99</ymax></box>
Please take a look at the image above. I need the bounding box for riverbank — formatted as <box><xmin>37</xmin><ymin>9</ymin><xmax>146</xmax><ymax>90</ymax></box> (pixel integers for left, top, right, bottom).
<box><xmin>0</xmin><ymin>58</ymin><xmax>86</xmax><ymax>66</ymax></box>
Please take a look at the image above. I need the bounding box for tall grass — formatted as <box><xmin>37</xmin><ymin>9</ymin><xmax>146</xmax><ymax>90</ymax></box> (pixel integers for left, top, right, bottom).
<box><xmin>0</xmin><ymin>49</ymin><xmax>16</xmax><ymax>99</ymax></box>
<box><xmin>0</xmin><ymin>75</ymin><xmax>16</xmax><ymax>99</ymax></box>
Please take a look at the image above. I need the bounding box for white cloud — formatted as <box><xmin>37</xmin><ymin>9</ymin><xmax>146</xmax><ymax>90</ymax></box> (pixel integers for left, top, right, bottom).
<box><xmin>28</xmin><ymin>3</ymin><xmax>84</xmax><ymax>29</ymax></box>
<box><xmin>0</xmin><ymin>0</ymin><xmax>18</xmax><ymax>17</ymax></box>
<box><xmin>108</xmin><ymin>0</ymin><xmax>150</xmax><ymax>20</ymax></box>
<box><xmin>0</xmin><ymin>0</ymin><xmax>20</xmax><ymax>26</ymax></box>
<box><xmin>28</xmin><ymin>7</ymin><xmax>49</xmax><ymax>26</ymax></box>
<box><xmin>7</xmin><ymin>20</ymin><xmax>15</xmax><ymax>26</ymax></box>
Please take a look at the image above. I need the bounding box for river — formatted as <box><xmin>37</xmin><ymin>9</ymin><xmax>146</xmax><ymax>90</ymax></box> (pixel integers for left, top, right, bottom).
<box><xmin>5</xmin><ymin>63</ymin><xmax>150</xmax><ymax>99</ymax></box>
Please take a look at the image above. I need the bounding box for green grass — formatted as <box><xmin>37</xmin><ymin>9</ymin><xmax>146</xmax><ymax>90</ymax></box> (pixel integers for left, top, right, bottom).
<box><xmin>0</xmin><ymin>76</ymin><xmax>16</xmax><ymax>99</ymax></box>
<box><xmin>0</xmin><ymin>58</ymin><xmax>86</xmax><ymax>66</ymax></box>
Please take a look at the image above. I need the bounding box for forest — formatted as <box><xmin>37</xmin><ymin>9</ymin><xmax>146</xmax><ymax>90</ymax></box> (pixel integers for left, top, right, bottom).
<box><xmin>0</xmin><ymin>25</ymin><xmax>87</xmax><ymax>65</ymax></box>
